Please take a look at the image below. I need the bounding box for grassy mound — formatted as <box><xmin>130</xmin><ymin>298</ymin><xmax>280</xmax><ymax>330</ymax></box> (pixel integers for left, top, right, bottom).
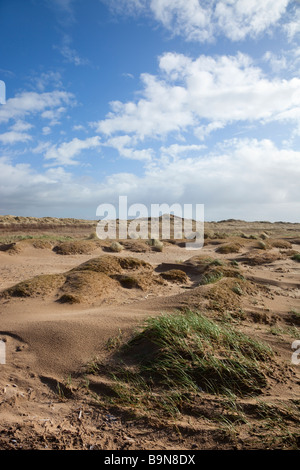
<box><xmin>238</xmin><ymin>250</ymin><xmax>282</xmax><ymax>266</ymax></box>
<box><xmin>71</xmin><ymin>255</ymin><xmax>123</xmax><ymax>276</ymax></box>
<box><xmin>159</xmin><ymin>269</ymin><xmax>189</xmax><ymax>284</ymax></box>
<box><xmin>53</xmin><ymin>240</ymin><xmax>97</xmax><ymax>255</ymax></box>
<box><xmin>71</xmin><ymin>255</ymin><xmax>151</xmax><ymax>276</ymax></box>
<box><xmin>58</xmin><ymin>271</ymin><xmax>118</xmax><ymax>304</ymax></box>
<box><xmin>119</xmin><ymin>240</ymin><xmax>150</xmax><ymax>253</ymax></box>
<box><xmin>28</xmin><ymin>239</ymin><xmax>54</xmax><ymax>249</ymax></box>
<box><xmin>95</xmin><ymin>311</ymin><xmax>274</xmax><ymax>417</ymax></box>
<box><xmin>204</xmin><ymin>277</ymin><xmax>255</xmax><ymax>313</ymax></box>
<box><xmin>268</xmin><ymin>239</ymin><xmax>292</xmax><ymax>249</ymax></box>
<box><xmin>186</xmin><ymin>255</ymin><xmax>223</xmax><ymax>271</ymax></box>
<box><xmin>2</xmin><ymin>274</ymin><xmax>65</xmax><ymax>298</ymax></box>
<box><xmin>185</xmin><ymin>256</ymin><xmax>242</xmax><ymax>285</ymax></box>
<box><xmin>216</xmin><ymin>243</ymin><xmax>242</xmax><ymax>254</ymax></box>
<box><xmin>118</xmin><ymin>257</ymin><xmax>151</xmax><ymax>271</ymax></box>
<box><xmin>114</xmin><ymin>273</ymin><xmax>165</xmax><ymax>290</ymax></box>
<box><xmin>1</xmin><ymin>255</ymin><xmax>156</xmax><ymax>303</ymax></box>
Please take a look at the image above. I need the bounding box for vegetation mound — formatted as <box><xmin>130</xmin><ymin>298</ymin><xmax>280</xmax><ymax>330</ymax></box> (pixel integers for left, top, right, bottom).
<box><xmin>238</xmin><ymin>250</ymin><xmax>282</xmax><ymax>266</ymax></box>
<box><xmin>92</xmin><ymin>310</ymin><xmax>275</xmax><ymax>419</ymax></box>
<box><xmin>159</xmin><ymin>269</ymin><xmax>189</xmax><ymax>284</ymax></box>
<box><xmin>268</xmin><ymin>239</ymin><xmax>292</xmax><ymax>249</ymax></box>
<box><xmin>53</xmin><ymin>240</ymin><xmax>97</xmax><ymax>255</ymax></box>
<box><xmin>58</xmin><ymin>271</ymin><xmax>118</xmax><ymax>304</ymax></box>
<box><xmin>2</xmin><ymin>274</ymin><xmax>65</xmax><ymax>298</ymax></box>
<box><xmin>185</xmin><ymin>256</ymin><xmax>242</xmax><ymax>286</ymax></box>
<box><xmin>0</xmin><ymin>242</ymin><xmax>21</xmax><ymax>254</ymax></box>
<box><xmin>119</xmin><ymin>240</ymin><xmax>150</xmax><ymax>253</ymax></box>
<box><xmin>114</xmin><ymin>273</ymin><xmax>165</xmax><ymax>290</ymax></box>
<box><xmin>216</xmin><ymin>243</ymin><xmax>242</xmax><ymax>254</ymax></box>
<box><xmin>1</xmin><ymin>255</ymin><xmax>156</xmax><ymax>303</ymax></box>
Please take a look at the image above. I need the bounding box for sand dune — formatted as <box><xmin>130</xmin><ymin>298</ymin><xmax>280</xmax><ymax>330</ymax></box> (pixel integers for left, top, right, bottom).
<box><xmin>0</xmin><ymin>220</ymin><xmax>300</xmax><ymax>449</ymax></box>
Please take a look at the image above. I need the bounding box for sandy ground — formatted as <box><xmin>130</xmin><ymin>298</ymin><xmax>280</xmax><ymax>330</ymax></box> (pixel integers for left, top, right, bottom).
<box><xmin>0</xmin><ymin>219</ymin><xmax>300</xmax><ymax>450</ymax></box>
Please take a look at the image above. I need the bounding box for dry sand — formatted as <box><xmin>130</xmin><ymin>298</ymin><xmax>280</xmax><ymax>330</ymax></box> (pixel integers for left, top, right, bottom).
<box><xmin>0</xmin><ymin>218</ymin><xmax>299</xmax><ymax>450</ymax></box>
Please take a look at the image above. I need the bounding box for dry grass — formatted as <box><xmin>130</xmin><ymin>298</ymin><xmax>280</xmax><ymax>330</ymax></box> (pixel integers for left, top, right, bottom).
<box><xmin>109</xmin><ymin>241</ymin><xmax>123</xmax><ymax>253</ymax></box>
<box><xmin>58</xmin><ymin>271</ymin><xmax>118</xmax><ymax>304</ymax></box>
<box><xmin>268</xmin><ymin>239</ymin><xmax>293</xmax><ymax>249</ymax></box>
<box><xmin>159</xmin><ymin>269</ymin><xmax>189</xmax><ymax>284</ymax></box>
<box><xmin>238</xmin><ymin>250</ymin><xmax>283</xmax><ymax>266</ymax></box>
<box><xmin>114</xmin><ymin>272</ymin><xmax>165</xmax><ymax>291</ymax></box>
<box><xmin>216</xmin><ymin>243</ymin><xmax>242</xmax><ymax>254</ymax></box>
<box><xmin>119</xmin><ymin>240</ymin><xmax>150</xmax><ymax>253</ymax></box>
<box><xmin>2</xmin><ymin>274</ymin><xmax>65</xmax><ymax>298</ymax></box>
<box><xmin>53</xmin><ymin>240</ymin><xmax>97</xmax><ymax>255</ymax></box>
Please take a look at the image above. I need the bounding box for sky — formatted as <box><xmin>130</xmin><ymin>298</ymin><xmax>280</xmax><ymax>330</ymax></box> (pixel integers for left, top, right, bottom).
<box><xmin>0</xmin><ymin>0</ymin><xmax>300</xmax><ymax>222</ymax></box>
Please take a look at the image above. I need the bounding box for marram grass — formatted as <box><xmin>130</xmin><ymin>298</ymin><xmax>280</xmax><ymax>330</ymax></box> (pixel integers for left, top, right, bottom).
<box><xmin>102</xmin><ymin>310</ymin><xmax>274</xmax><ymax>412</ymax></box>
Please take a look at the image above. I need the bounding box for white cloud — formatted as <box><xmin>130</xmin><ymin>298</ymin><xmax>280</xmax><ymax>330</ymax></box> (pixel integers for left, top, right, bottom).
<box><xmin>41</xmin><ymin>107</ymin><xmax>67</xmax><ymax>126</ymax></box>
<box><xmin>33</xmin><ymin>71</ymin><xmax>63</xmax><ymax>92</ymax></box>
<box><xmin>284</xmin><ymin>4</ymin><xmax>300</xmax><ymax>39</ymax></box>
<box><xmin>0</xmin><ymin>139</ymin><xmax>299</xmax><ymax>221</ymax></box>
<box><xmin>263</xmin><ymin>51</ymin><xmax>287</xmax><ymax>73</ymax></box>
<box><xmin>55</xmin><ymin>34</ymin><xmax>89</xmax><ymax>66</ymax></box>
<box><xmin>0</xmin><ymin>90</ymin><xmax>74</xmax><ymax>124</ymax></box>
<box><xmin>160</xmin><ymin>143</ymin><xmax>206</xmax><ymax>159</ymax></box>
<box><xmin>214</xmin><ymin>0</ymin><xmax>289</xmax><ymax>41</ymax></box>
<box><xmin>31</xmin><ymin>141</ymin><xmax>52</xmax><ymax>154</ymax></box>
<box><xmin>194</xmin><ymin>122</ymin><xmax>225</xmax><ymax>141</ymax></box>
<box><xmin>93</xmin><ymin>52</ymin><xmax>300</xmax><ymax>143</ymax></box>
<box><xmin>73</xmin><ymin>124</ymin><xmax>86</xmax><ymax>131</ymax></box>
<box><xmin>105</xmin><ymin>135</ymin><xmax>154</xmax><ymax>161</ymax></box>
<box><xmin>44</xmin><ymin>136</ymin><xmax>101</xmax><ymax>166</ymax></box>
<box><xmin>0</xmin><ymin>131</ymin><xmax>32</xmax><ymax>145</ymax></box>
<box><xmin>42</xmin><ymin>126</ymin><xmax>52</xmax><ymax>135</ymax></box>
<box><xmin>10</xmin><ymin>120</ymin><xmax>33</xmax><ymax>132</ymax></box>
<box><xmin>104</xmin><ymin>0</ymin><xmax>291</xmax><ymax>42</ymax></box>
<box><xmin>149</xmin><ymin>0</ymin><xmax>213</xmax><ymax>42</ymax></box>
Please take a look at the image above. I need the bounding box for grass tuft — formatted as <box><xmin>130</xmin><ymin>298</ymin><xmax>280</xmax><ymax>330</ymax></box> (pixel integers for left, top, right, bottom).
<box><xmin>98</xmin><ymin>310</ymin><xmax>274</xmax><ymax>418</ymax></box>
<box><xmin>110</xmin><ymin>241</ymin><xmax>123</xmax><ymax>253</ymax></box>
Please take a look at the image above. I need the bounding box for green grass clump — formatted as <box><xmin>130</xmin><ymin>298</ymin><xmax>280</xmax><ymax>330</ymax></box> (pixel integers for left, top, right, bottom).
<box><xmin>107</xmin><ymin>310</ymin><xmax>273</xmax><ymax>402</ymax></box>
<box><xmin>257</xmin><ymin>241</ymin><xmax>267</xmax><ymax>250</ymax></box>
<box><xmin>200</xmin><ymin>269</ymin><xmax>224</xmax><ymax>285</ymax></box>
<box><xmin>291</xmin><ymin>253</ymin><xmax>300</xmax><ymax>262</ymax></box>
<box><xmin>232</xmin><ymin>283</ymin><xmax>243</xmax><ymax>296</ymax></box>
<box><xmin>147</xmin><ymin>238</ymin><xmax>164</xmax><ymax>252</ymax></box>
<box><xmin>216</xmin><ymin>243</ymin><xmax>241</xmax><ymax>254</ymax></box>
<box><xmin>109</xmin><ymin>241</ymin><xmax>123</xmax><ymax>253</ymax></box>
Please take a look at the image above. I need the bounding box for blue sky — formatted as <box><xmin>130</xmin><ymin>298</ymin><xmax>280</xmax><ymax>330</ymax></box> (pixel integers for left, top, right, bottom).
<box><xmin>0</xmin><ymin>0</ymin><xmax>300</xmax><ymax>221</ymax></box>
